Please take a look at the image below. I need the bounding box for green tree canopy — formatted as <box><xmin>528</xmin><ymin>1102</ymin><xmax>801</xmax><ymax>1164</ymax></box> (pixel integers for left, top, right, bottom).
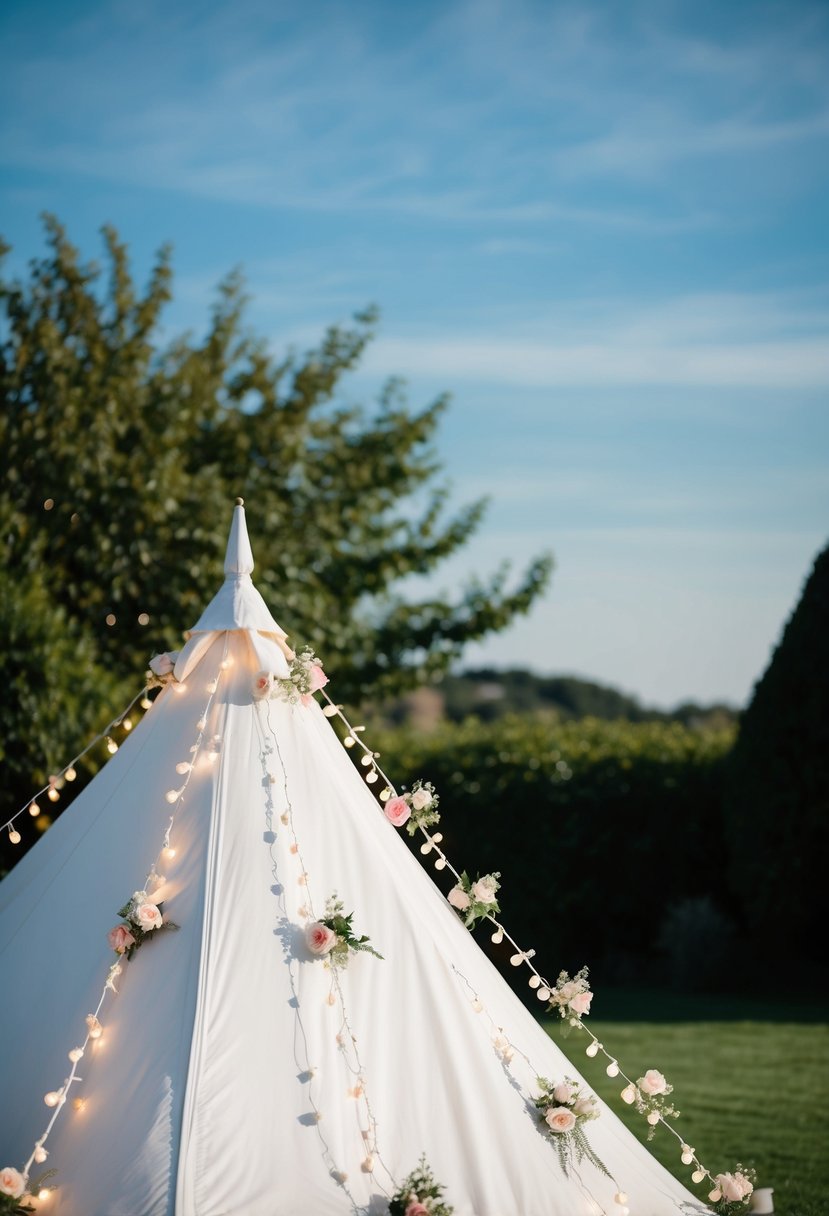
<box><xmin>724</xmin><ymin>540</ymin><xmax>829</xmax><ymax>963</ymax></box>
<box><xmin>0</xmin><ymin>217</ymin><xmax>551</xmax><ymax>856</ymax></box>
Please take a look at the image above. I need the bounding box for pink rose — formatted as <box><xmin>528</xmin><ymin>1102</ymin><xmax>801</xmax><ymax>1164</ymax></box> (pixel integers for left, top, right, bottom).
<box><xmin>108</xmin><ymin>924</ymin><xmax>136</xmax><ymax>954</ymax></box>
<box><xmin>573</xmin><ymin>1094</ymin><xmax>599</xmax><ymax>1118</ymax></box>
<box><xmin>552</xmin><ymin>1081</ymin><xmax>575</xmax><ymax>1104</ymax></box>
<box><xmin>308</xmin><ymin>663</ymin><xmax>328</xmax><ymax>693</ymax></box>
<box><xmin>545</xmin><ymin>1107</ymin><xmax>576</xmax><ymax>1134</ymax></box>
<box><xmin>133</xmin><ymin>902</ymin><xmax>163</xmax><ymax>932</ymax></box>
<box><xmin>384</xmin><ymin>796</ymin><xmax>411</xmax><ymax>827</ymax></box>
<box><xmin>569</xmin><ymin>991</ymin><xmax>593</xmax><ymax>1016</ymax></box>
<box><xmin>305</xmin><ymin>922</ymin><xmax>337</xmax><ymax>956</ymax></box>
<box><xmin>405</xmin><ymin>1204</ymin><xmax>429</xmax><ymax>1216</ymax></box>
<box><xmin>557</xmin><ymin>981</ymin><xmax>577</xmax><ymax>1002</ymax></box>
<box><xmin>715</xmin><ymin>1173</ymin><xmax>753</xmax><ymax>1202</ymax></box>
<box><xmin>470</xmin><ymin>876</ymin><xmax>498</xmax><ymax>904</ymax></box>
<box><xmin>447</xmin><ymin>885</ymin><xmax>471</xmax><ymax>910</ymax></box>
<box><xmin>252</xmin><ymin>670</ymin><xmax>274</xmax><ymax>700</ymax></box>
<box><xmin>0</xmin><ymin>1168</ymin><xmax>25</xmax><ymax>1199</ymax></box>
<box><xmin>638</xmin><ymin>1069</ymin><xmax>668</xmax><ymax>1096</ymax></box>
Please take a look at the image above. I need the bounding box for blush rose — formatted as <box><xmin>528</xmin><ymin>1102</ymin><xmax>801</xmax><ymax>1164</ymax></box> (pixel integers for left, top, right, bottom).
<box><xmin>471</xmin><ymin>876</ymin><xmax>498</xmax><ymax>904</ymax></box>
<box><xmin>305</xmin><ymin>922</ymin><xmax>337</xmax><ymax>956</ymax></box>
<box><xmin>638</xmin><ymin>1069</ymin><xmax>668</xmax><ymax>1096</ymax></box>
<box><xmin>545</xmin><ymin>1107</ymin><xmax>576</xmax><ymax>1134</ymax></box>
<box><xmin>569</xmin><ymin>991</ymin><xmax>593</xmax><ymax>1016</ymax></box>
<box><xmin>411</xmin><ymin>787</ymin><xmax>433</xmax><ymax>811</ymax></box>
<box><xmin>108</xmin><ymin>924</ymin><xmax>136</xmax><ymax>954</ymax></box>
<box><xmin>384</xmin><ymin>796</ymin><xmax>411</xmax><ymax>828</ymax></box>
<box><xmin>0</xmin><ymin>1167</ymin><xmax>25</xmax><ymax>1199</ymax></box>
<box><xmin>133</xmin><ymin>902</ymin><xmax>163</xmax><ymax>932</ymax></box>
<box><xmin>447</xmin><ymin>885</ymin><xmax>471</xmax><ymax>910</ymax></box>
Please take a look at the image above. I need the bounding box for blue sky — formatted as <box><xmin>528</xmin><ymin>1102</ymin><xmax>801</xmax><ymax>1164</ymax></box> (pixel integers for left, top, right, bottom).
<box><xmin>1</xmin><ymin>0</ymin><xmax>827</xmax><ymax>707</ymax></box>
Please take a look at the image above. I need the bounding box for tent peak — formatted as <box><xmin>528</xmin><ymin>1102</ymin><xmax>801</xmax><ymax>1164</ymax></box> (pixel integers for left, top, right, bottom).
<box><xmin>224</xmin><ymin>501</ymin><xmax>254</xmax><ymax>578</ymax></box>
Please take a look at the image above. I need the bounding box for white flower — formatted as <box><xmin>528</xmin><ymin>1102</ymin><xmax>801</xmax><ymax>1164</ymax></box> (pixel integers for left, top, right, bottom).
<box><xmin>471</xmin><ymin>875</ymin><xmax>499</xmax><ymax>905</ymax></box>
<box><xmin>411</xmin><ymin>787</ymin><xmax>433</xmax><ymax>811</ymax></box>
<box><xmin>133</xmin><ymin>902</ymin><xmax>163</xmax><ymax>932</ymax></box>
<box><xmin>638</xmin><ymin>1069</ymin><xmax>668</xmax><ymax>1096</ymax></box>
<box><xmin>0</xmin><ymin>1167</ymin><xmax>25</xmax><ymax>1199</ymax></box>
<box><xmin>149</xmin><ymin>652</ymin><xmax>176</xmax><ymax>677</ymax></box>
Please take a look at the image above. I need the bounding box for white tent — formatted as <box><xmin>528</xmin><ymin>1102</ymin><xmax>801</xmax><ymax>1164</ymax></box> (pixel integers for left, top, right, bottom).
<box><xmin>0</xmin><ymin>503</ymin><xmax>708</xmax><ymax>1215</ymax></box>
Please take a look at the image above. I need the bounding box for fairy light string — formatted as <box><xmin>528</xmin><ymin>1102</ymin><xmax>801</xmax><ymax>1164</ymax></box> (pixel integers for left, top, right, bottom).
<box><xmin>260</xmin><ymin>697</ymin><xmax>396</xmax><ymax>1198</ymax></box>
<box><xmin>319</xmin><ymin>686</ymin><xmax>735</xmax><ymax>1202</ymax></box>
<box><xmin>3</xmin><ymin>686</ymin><xmax>150</xmax><ymax>846</ymax></box>
<box><xmin>12</xmin><ymin>649</ymin><xmax>228</xmax><ymax>1198</ymax></box>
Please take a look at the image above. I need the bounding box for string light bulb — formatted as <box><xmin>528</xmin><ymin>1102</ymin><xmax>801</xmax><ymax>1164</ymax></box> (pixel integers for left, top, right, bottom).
<box><xmin>65</xmin><ymin>767</ymin><xmax>77</xmax><ymax>781</ymax></box>
<box><xmin>692</xmin><ymin>1169</ymin><xmax>705</xmax><ymax>1184</ymax></box>
<box><xmin>621</xmin><ymin>1083</ymin><xmax>637</xmax><ymax>1104</ymax></box>
<box><xmin>33</xmin><ymin>1146</ymin><xmax>48</xmax><ymax>1164</ymax></box>
<box><xmin>165</xmin><ymin>789</ymin><xmax>180</xmax><ymax>804</ymax></box>
<box><xmin>322</xmin><ymin>703</ymin><xmax>340</xmax><ymax>717</ymax></box>
<box><xmin>366</xmin><ymin>771</ymin><xmax>378</xmax><ymax>784</ymax></box>
<box><xmin>379</xmin><ymin>787</ymin><xmax>391</xmax><ymax>801</ymax></box>
<box><xmin>681</xmin><ymin>1145</ymin><xmax>695</xmax><ymax>1165</ymax></box>
<box><xmin>85</xmin><ymin>1015</ymin><xmax>103</xmax><ymax>1039</ymax></box>
<box><xmin>528</xmin><ymin>974</ymin><xmax>541</xmax><ymax>989</ymax></box>
<box><xmin>29</xmin><ymin>801</ymin><xmax>40</xmax><ymax>816</ymax></box>
<box><xmin>606</xmin><ymin>1060</ymin><xmax>620</xmax><ymax>1077</ymax></box>
<box><xmin>44</xmin><ymin>1091</ymin><xmax>61</xmax><ymax>1107</ymax></box>
<box><xmin>123</xmin><ymin>717</ymin><xmax>133</xmax><ymax>731</ymax></box>
<box><xmin>175</xmin><ymin>762</ymin><xmax>192</xmax><ymax>775</ymax></box>
<box><xmin>141</xmin><ymin>696</ymin><xmax>152</xmax><ymax>710</ymax></box>
<box><xmin>172</xmin><ymin>681</ymin><xmax>188</xmax><ymax>695</ymax></box>
<box><xmin>491</xmin><ymin>925</ymin><xmax>504</xmax><ymax>944</ymax></box>
<box><xmin>344</xmin><ymin>735</ymin><xmax>356</xmax><ymax>748</ymax></box>
<box><xmin>614</xmin><ymin>1195</ymin><xmax>629</xmax><ymax>1207</ymax></box>
<box><xmin>220</xmin><ymin>657</ymin><xmax>233</xmax><ymax>670</ymax></box>
<box><xmin>48</xmin><ymin>787</ymin><xmax>60</xmax><ymax>802</ymax></box>
<box><xmin>38</xmin><ymin>1189</ymin><xmax>51</xmax><ymax>1201</ymax></box>
<box><xmin>536</xmin><ymin>986</ymin><xmax>551</xmax><ymax>1001</ymax></box>
<box><xmin>68</xmin><ymin>1048</ymin><xmax>84</xmax><ymax>1062</ymax></box>
<box><xmin>164</xmin><ymin>846</ymin><xmax>177</xmax><ymax>859</ymax></box>
<box><xmin>647</xmin><ymin>1110</ymin><xmax>661</xmax><ymax>1126</ymax></box>
<box><xmin>106</xmin><ymin>737</ymin><xmax>118</xmax><ymax>754</ymax></box>
<box><xmin>8</xmin><ymin>828</ymin><xmax>21</xmax><ymax>845</ymax></box>
<box><xmin>434</xmin><ymin>857</ymin><xmax>446</xmax><ymax>870</ymax></box>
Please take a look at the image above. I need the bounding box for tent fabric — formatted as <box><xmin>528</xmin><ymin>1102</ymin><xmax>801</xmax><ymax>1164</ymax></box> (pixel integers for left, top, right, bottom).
<box><xmin>0</xmin><ymin>511</ymin><xmax>707</xmax><ymax>1216</ymax></box>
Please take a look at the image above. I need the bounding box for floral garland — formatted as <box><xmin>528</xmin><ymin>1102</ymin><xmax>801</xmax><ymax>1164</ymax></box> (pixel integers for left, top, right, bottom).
<box><xmin>107</xmin><ymin>890</ymin><xmax>177</xmax><ymax>961</ymax></box>
<box><xmin>305</xmin><ymin>896</ymin><xmax>383</xmax><ymax>968</ymax></box>
<box><xmin>546</xmin><ymin>967</ymin><xmax>593</xmax><ymax>1033</ymax></box>
<box><xmin>383</xmin><ymin>780</ymin><xmax>440</xmax><ymax>835</ymax></box>
<box><xmin>620</xmin><ymin>1069</ymin><xmax>680</xmax><ymax>1139</ymax></box>
<box><xmin>446</xmin><ymin>871</ymin><xmax>500</xmax><ymax>928</ymax></box>
<box><xmin>534</xmin><ymin>1077</ymin><xmax>610</xmax><ymax>1179</ymax></box>
<box><xmin>146</xmin><ymin>651</ymin><xmax>179</xmax><ymax>690</ymax></box>
<box><xmin>388</xmin><ymin>1155</ymin><xmax>453</xmax><ymax>1216</ymax></box>
<box><xmin>253</xmin><ymin>646</ymin><xmax>328</xmax><ymax>706</ymax></box>
<box><xmin>0</xmin><ymin>1168</ymin><xmax>55</xmax><ymax>1213</ymax></box>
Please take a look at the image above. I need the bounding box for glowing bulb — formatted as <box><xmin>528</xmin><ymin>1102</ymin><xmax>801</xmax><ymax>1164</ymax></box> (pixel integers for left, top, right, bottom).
<box><xmin>472</xmin><ymin>998</ymin><xmax>483</xmax><ymax>1012</ymax></box>
<box><xmin>65</xmin><ymin>767</ymin><xmax>77</xmax><ymax>782</ymax></box>
<box><xmin>165</xmin><ymin>789</ymin><xmax>179</xmax><ymax>804</ymax></box>
<box><xmin>48</xmin><ymin>787</ymin><xmax>60</xmax><ymax>802</ymax></box>
<box><xmin>708</xmin><ymin>1189</ymin><xmax>722</xmax><ymax>1203</ymax></box>
<box><xmin>8</xmin><ymin>828</ymin><xmax>21</xmax><ymax>845</ymax></box>
<box><xmin>164</xmin><ymin>846</ymin><xmax>177</xmax><ymax>859</ymax></box>
<box><xmin>379</xmin><ymin>787</ymin><xmax>391</xmax><ymax>801</ymax></box>
<box><xmin>38</xmin><ymin>1188</ymin><xmax>51</xmax><ymax>1201</ymax></box>
<box><xmin>528</xmin><ymin>974</ymin><xmax>541</xmax><ymax>988</ymax></box>
<box><xmin>647</xmin><ymin>1110</ymin><xmax>661</xmax><ymax>1126</ymax></box>
<box><xmin>491</xmin><ymin>926</ymin><xmax>504</xmax><ymax>944</ymax></box>
<box><xmin>29</xmin><ymin>801</ymin><xmax>40</xmax><ymax>816</ymax></box>
<box><xmin>434</xmin><ymin>857</ymin><xmax>446</xmax><ymax>870</ymax></box>
<box><xmin>205</xmin><ymin>680</ymin><xmax>217</xmax><ymax>694</ymax></box>
<box><xmin>536</xmin><ymin>986</ymin><xmax>551</xmax><ymax>1001</ymax></box>
<box><xmin>692</xmin><ymin>1169</ymin><xmax>705</xmax><ymax>1184</ymax></box>
<box><xmin>420</xmin><ymin>841</ymin><xmax>433</xmax><ymax>855</ymax></box>
<box><xmin>360</xmin><ymin>753</ymin><xmax>373</xmax><ymax>767</ymax></box>
<box><xmin>106</xmin><ymin>738</ymin><xmax>118</xmax><ymax>754</ymax></box>
<box><xmin>72</xmin><ymin>1097</ymin><xmax>86</xmax><ymax>1112</ymax></box>
<box><xmin>220</xmin><ymin>658</ymin><xmax>233</xmax><ymax>670</ymax></box>
<box><xmin>326</xmin><ymin>992</ymin><xmax>337</xmax><ymax>1006</ymax></box>
<box><xmin>33</xmin><ymin>1146</ymin><xmax>48</xmax><ymax>1164</ymax></box>
<box><xmin>196</xmin><ymin>717</ymin><xmax>207</xmax><ymax>731</ymax></box>
<box><xmin>681</xmin><ymin>1144</ymin><xmax>694</xmax><ymax>1165</ymax></box>
<box><xmin>362</xmin><ymin>1155</ymin><xmax>374</xmax><ymax>1172</ymax></box>
<box><xmin>175</xmin><ymin>762</ymin><xmax>192</xmax><ymax>774</ymax></box>
<box><xmin>509</xmin><ymin>953</ymin><xmax>524</xmax><ymax>967</ymax></box>
<box><xmin>141</xmin><ymin>696</ymin><xmax>152</xmax><ymax>710</ymax></box>
<box><xmin>322</xmin><ymin>703</ymin><xmax>339</xmax><ymax>717</ymax></box>
<box><xmin>614</xmin><ymin>1193</ymin><xmax>628</xmax><ymax>1206</ymax></box>
<box><xmin>344</xmin><ymin>736</ymin><xmax>356</xmax><ymax>748</ymax></box>
<box><xmin>85</xmin><ymin>1015</ymin><xmax>103</xmax><ymax>1039</ymax></box>
<box><xmin>44</xmin><ymin>1091</ymin><xmax>60</xmax><ymax>1107</ymax></box>
<box><xmin>621</xmin><ymin>1084</ymin><xmax>637</xmax><ymax>1104</ymax></box>
<box><xmin>68</xmin><ymin>1048</ymin><xmax>84</xmax><ymax>1062</ymax></box>
<box><xmin>123</xmin><ymin>717</ymin><xmax>133</xmax><ymax>731</ymax></box>
<box><xmin>606</xmin><ymin>1061</ymin><xmax>619</xmax><ymax>1077</ymax></box>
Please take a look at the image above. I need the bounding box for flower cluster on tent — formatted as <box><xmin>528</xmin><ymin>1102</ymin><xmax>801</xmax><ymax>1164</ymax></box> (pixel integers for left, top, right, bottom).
<box><xmin>0</xmin><ymin>502</ymin><xmax>755</xmax><ymax>1216</ymax></box>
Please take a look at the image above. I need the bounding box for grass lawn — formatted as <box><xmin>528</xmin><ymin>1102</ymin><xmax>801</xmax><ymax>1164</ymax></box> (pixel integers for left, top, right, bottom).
<box><xmin>547</xmin><ymin>1015</ymin><xmax>828</xmax><ymax>1216</ymax></box>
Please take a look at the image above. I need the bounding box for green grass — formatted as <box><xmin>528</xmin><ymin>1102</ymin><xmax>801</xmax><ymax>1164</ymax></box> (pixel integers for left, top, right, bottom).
<box><xmin>547</xmin><ymin>1017</ymin><xmax>829</xmax><ymax>1216</ymax></box>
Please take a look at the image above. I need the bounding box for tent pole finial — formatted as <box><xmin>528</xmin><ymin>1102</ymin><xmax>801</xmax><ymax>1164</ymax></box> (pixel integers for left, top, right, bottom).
<box><xmin>236</xmin><ymin>497</ymin><xmax>244</xmax><ymax>506</ymax></box>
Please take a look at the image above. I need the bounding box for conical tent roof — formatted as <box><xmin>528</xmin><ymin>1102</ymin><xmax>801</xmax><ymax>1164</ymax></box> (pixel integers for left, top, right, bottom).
<box><xmin>0</xmin><ymin>506</ymin><xmax>707</xmax><ymax>1216</ymax></box>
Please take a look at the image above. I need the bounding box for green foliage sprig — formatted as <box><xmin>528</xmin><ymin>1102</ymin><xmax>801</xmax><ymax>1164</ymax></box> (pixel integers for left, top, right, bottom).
<box><xmin>534</xmin><ymin>1077</ymin><xmax>610</xmax><ymax>1180</ymax></box>
<box><xmin>388</xmin><ymin>1155</ymin><xmax>453</xmax><ymax>1216</ymax></box>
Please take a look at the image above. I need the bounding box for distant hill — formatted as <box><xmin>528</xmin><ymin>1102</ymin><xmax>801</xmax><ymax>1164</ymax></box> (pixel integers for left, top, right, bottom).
<box><xmin>378</xmin><ymin>667</ymin><xmax>739</xmax><ymax>730</ymax></box>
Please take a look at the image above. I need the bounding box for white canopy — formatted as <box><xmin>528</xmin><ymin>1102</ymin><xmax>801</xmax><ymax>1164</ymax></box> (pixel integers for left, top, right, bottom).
<box><xmin>0</xmin><ymin>506</ymin><xmax>705</xmax><ymax>1215</ymax></box>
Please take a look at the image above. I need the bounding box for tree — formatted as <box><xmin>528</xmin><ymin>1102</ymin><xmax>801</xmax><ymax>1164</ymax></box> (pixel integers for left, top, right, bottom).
<box><xmin>0</xmin><ymin>217</ymin><xmax>551</xmax><ymax>857</ymax></box>
<box><xmin>724</xmin><ymin>541</ymin><xmax>829</xmax><ymax>966</ymax></box>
